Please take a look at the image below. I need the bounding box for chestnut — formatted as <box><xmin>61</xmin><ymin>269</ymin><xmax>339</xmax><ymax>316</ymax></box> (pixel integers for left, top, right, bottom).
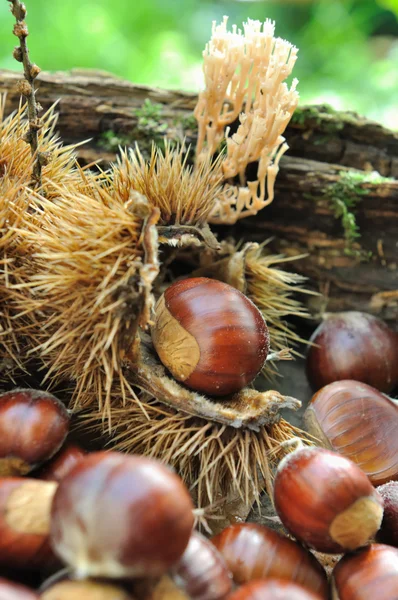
<box><xmin>0</xmin><ymin>478</ymin><xmax>57</xmax><ymax>569</ymax></box>
<box><xmin>273</xmin><ymin>446</ymin><xmax>384</xmax><ymax>553</ymax></box>
<box><xmin>50</xmin><ymin>451</ymin><xmax>194</xmax><ymax>579</ymax></box>
<box><xmin>211</xmin><ymin>523</ymin><xmax>328</xmax><ymax>598</ymax></box>
<box><xmin>0</xmin><ymin>577</ymin><xmax>39</xmax><ymax>600</ymax></box>
<box><xmin>151</xmin><ymin>277</ymin><xmax>270</xmax><ymax>396</ymax></box>
<box><xmin>303</xmin><ymin>380</ymin><xmax>398</xmax><ymax>486</ymax></box>
<box><xmin>376</xmin><ymin>481</ymin><xmax>398</xmax><ymax>547</ymax></box>
<box><xmin>0</xmin><ymin>389</ymin><xmax>70</xmax><ymax>476</ymax></box>
<box><xmin>227</xmin><ymin>579</ymin><xmax>324</xmax><ymax>600</ymax></box>
<box><xmin>306</xmin><ymin>311</ymin><xmax>398</xmax><ymax>393</ymax></box>
<box><xmin>0</xmin><ymin>578</ymin><xmax>39</xmax><ymax>599</ymax></box>
<box><xmin>332</xmin><ymin>544</ymin><xmax>398</xmax><ymax>599</ymax></box>
<box><xmin>171</xmin><ymin>531</ymin><xmax>232</xmax><ymax>600</ymax></box>
<box><xmin>38</xmin><ymin>443</ymin><xmax>86</xmax><ymax>482</ymax></box>
<box><xmin>41</xmin><ymin>580</ymin><xmax>133</xmax><ymax>600</ymax></box>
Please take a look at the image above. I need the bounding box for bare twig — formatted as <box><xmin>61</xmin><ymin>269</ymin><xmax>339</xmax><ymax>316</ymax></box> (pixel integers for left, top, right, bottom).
<box><xmin>7</xmin><ymin>0</ymin><xmax>46</xmax><ymax>185</ymax></box>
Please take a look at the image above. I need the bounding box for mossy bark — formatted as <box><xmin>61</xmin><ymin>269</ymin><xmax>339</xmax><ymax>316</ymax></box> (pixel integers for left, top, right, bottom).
<box><xmin>1</xmin><ymin>68</ymin><xmax>397</xmax><ymax>324</ymax></box>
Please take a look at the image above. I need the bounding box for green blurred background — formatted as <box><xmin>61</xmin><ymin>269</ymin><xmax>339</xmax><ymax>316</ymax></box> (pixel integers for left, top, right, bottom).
<box><xmin>1</xmin><ymin>0</ymin><xmax>397</xmax><ymax>127</ymax></box>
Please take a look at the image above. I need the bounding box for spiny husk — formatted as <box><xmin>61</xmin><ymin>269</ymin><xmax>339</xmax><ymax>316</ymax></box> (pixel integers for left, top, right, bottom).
<box><xmin>107</xmin><ymin>143</ymin><xmax>224</xmax><ymax>226</ymax></box>
<box><xmin>245</xmin><ymin>243</ymin><xmax>313</xmax><ymax>375</ymax></box>
<box><xmin>0</xmin><ymin>98</ymin><xmax>104</xmax><ymax>380</ymax></box>
<box><xmin>5</xmin><ymin>185</ymin><xmax>160</xmax><ymax>421</ymax></box>
<box><xmin>1</xmin><ymin>105</ymin><xmax>310</xmax><ymax>518</ymax></box>
<box><xmin>0</xmin><ymin>98</ymin><xmax>90</xmax><ymax>196</ymax></box>
<box><xmin>80</xmin><ymin>390</ymin><xmax>306</xmax><ymax>514</ymax></box>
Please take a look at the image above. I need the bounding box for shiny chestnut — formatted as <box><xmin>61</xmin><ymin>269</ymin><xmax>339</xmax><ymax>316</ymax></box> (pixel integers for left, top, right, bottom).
<box><xmin>304</xmin><ymin>380</ymin><xmax>398</xmax><ymax>486</ymax></box>
<box><xmin>306</xmin><ymin>311</ymin><xmax>398</xmax><ymax>393</ymax></box>
<box><xmin>39</xmin><ymin>444</ymin><xmax>86</xmax><ymax>482</ymax></box>
<box><xmin>171</xmin><ymin>531</ymin><xmax>232</xmax><ymax>600</ymax></box>
<box><xmin>151</xmin><ymin>278</ymin><xmax>269</xmax><ymax>396</ymax></box>
<box><xmin>50</xmin><ymin>451</ymin><xmax>194</xmax><ymax>579</ymax></box>
<box><xmin>332</xmin><ymin>544</ymin><xmax>398</xmax><ymax>599</ymax></box>
<box><xmin>274</xmin><ymin>447</ymin><xmax>384</xmax><ymax>553</ymax></box>
<box><xmin>211</xmin><ymin>523</ymin><xmax>328</xmax><ymax>598</ymax></box>
<box><xmin>376</xmin><ymin>481</ymin><xmax>398</xmax><ymax>547</ymax></box>
<box><xmin>0</xmin><ymin>578</ymin><xmax>39</xmax><ymax>600</ymax></box>
<box><xmin>227</xmin><ymin>579</ymin><xmax>323</xmax><ymax>600</ymax></box>
<box><xmin>0</xmin><ymin>389</ymin><xmax>70</xmax><ymax>476</ymax></box>
<box><xmin>0</xmin><ymin>478</ymin><xmax>57</xmax><ymax>569</ymax></box>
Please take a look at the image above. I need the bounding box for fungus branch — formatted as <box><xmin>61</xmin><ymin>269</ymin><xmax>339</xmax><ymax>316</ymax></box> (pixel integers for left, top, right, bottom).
<box><xmin>7</xmin><ymin>0</ymin><xmax>44</xmax><ymax>185</ymax></box>
<box><xmin>194</xmin><ymin>17</ymin><xmax>299</xmax><ymax>224</ymax></box>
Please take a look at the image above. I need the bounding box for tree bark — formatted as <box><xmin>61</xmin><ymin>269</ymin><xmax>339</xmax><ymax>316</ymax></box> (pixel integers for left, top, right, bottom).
<box><xmin>1</xmin><ymin>68</ymin><xmax>397</xmax><ymax>324</ymax></box>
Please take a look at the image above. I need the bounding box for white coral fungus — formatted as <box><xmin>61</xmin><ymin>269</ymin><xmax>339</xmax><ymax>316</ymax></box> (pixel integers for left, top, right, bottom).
<box><xmin>194</xmin><ymin>16</ymin><xmax>299</xmax><ymax>224</ymax></box>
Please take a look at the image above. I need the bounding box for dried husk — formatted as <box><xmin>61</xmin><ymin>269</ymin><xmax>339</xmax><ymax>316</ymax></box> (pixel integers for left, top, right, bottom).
<box><xmin>0</xmin><ymin>98</ymin><xmax>312</xmax><ymax>520</ymax></box>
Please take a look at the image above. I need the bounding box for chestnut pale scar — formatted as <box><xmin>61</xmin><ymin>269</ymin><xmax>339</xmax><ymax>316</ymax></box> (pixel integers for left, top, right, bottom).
<box><xmin>329</xmin><ymin>496</ymin><xmax>383</xmax><ymax>550</ymax></box>
<box><xmin>151</xmin><ymin>295</ymin><xmax>200</xmax><ymax>381</ymax></box>
<box><xmin>5</xmin><ymin>480</ymin><xmax>57</xmax><ymax>535</ymax></box>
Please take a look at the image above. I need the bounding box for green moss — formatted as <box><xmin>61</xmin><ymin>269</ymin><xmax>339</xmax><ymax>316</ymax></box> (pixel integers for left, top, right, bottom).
<box><xmin>133</xmin><ymin>99</ymin><xmax>168</xmax><ymax>139</ymax></box>
<box><xmin>98</xmin><ymin>100</ymin><xmax>171</xmax><ymax>155</ymax></box>
<box><xmin>290</xmin><ymin>104</ymin><xmax>362</xmax><ymax>135</ymax></box>
<box><xmin>317</xmin><ymin>170</ymin><xmax>393</xmax><ymax>258</ymax></box>
<box><xmin>176</xmin><ymin>113</ymin><xmax>198</xmax><ymax>131</ymax></box>
<box><xmin>133</xmin><ymin>98</ymin><xmax>164</xmax><ymax>123</ymax></box>
<box><xmin>98</xmin><ymin>130</ymin><xmax>132</xmax><ymax>151</ymax></box>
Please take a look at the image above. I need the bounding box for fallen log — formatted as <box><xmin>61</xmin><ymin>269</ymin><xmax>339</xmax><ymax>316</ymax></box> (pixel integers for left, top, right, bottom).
<box><xmin>1</xmin><ymin>68</ymin><xmax>397</xmax><ymax>323</ymax></box>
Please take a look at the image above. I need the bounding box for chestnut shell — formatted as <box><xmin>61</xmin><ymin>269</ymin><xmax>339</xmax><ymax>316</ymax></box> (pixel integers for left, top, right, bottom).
<box><xmin>333</xmin><ymin>544</ymin><xmax>398</xmax><ymax>600</ymax></box>
<box><xmin>211</xmin><ymin>523</ymin><xmax>328</xmax><ymax>598</ymax></box>
<box><xmin>151</xmin><ymin>277</ymin><xmax>270</xmax><ymax>396</ymax></box>
<box><xmin>306</xmin><ymin>312</ymin><xmax>398</xmax><ymax>393</ymax></box>
<box><xmin>304</xmin><ymin>380</ymin><xmax>398</xmax><ymax>486</ymax></box>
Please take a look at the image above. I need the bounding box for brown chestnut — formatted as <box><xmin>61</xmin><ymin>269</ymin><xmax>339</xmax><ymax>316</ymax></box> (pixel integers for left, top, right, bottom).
<box><xmin>376</xmin><ymin>481</ymin><xmax>398</xmax><ymax>547</ymax></box>
<box><xmin>50</xmin><ymin>451</ymin><xmax>194</xmax><ymax>579</ymax></box>
<box><xmin>0</xmin><ymin>389</ymin><xmax>70</xmax><ymax>476</ymax></box>
<box><xmin>151</xmin><ymin>277</ymin><xmax>270</xmax><ymax>396</ymax></box>
<box><xmin>332</xmin><ymin>544</ymin><xmax>398</xmax><ymax>599</ymax></box>
<box><xmin>306</xmin><ymin>311</ymin><xmax>398</xmax><ymax>393</ymax></box>
<box><xmin>304</xmin><ymin>380</ymin><xmax>398</xmax><ymax>486</ymax></box>
<box><xmin>41</xmin><ymin>580</ymin><xmax>133</xmax><ymax>600</ymax></box>
<box><xmin>211</xmin><ymin>523</ymin><xmax>328</xmax><ymax>598</ymax></box>
<box><xmin>38</xmin><ymin>443</ymin><xmax>86</xmax><ymax>482</ymax></box>
<box><xmin>171</xmin><ymin>531</ymin><xmax>232</xmax><ymax>600</ymax></box>
<box><xmin>0</xmin><ymin>578</ymin><xmax>39</xmax><ymax>600</ymax></box>
<box><xmin>273</xmin><ymin>446</ymin><xmax>384</xmax><ymax>553</ymax></box>
<box><xmin>227</xmin><ymin>579</ymin><xmax>323</xmax><ymax>600</ymax></box>
<box><xmin>0</xmin><ymin>478</ymin><xmax>57</xmax><ymax>569</ymax></box>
